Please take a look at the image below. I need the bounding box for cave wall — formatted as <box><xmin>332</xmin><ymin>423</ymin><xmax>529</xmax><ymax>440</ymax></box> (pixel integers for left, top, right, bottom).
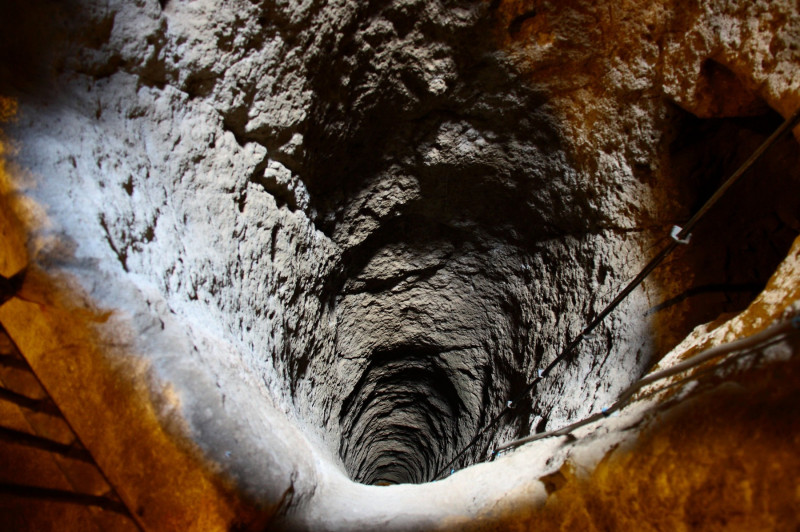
<box><xmin>0</xmin><ymin>0</ymin><xmax>798</xmax><ymax>530</ymax></box>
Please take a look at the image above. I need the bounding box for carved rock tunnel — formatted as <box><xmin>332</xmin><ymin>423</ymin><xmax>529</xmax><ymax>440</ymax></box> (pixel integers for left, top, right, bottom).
<box><xmin>309</xmin><ymin>99</ymin><xmax>800</xmax><ymax>485</ymax></box>
<box><xmin>337</xmin><ymin>137</ymin><xmax>795</xmax><ymax>486</ymax></box>
<box><xmin>280</xmin><ymin>6</ymin><xmax>800</xmax><ymax>485</ymax></box>
<box><xmin>1</xmin><ymin>1</ymin><xmax>800</xmax><ymax>528</ymax></box>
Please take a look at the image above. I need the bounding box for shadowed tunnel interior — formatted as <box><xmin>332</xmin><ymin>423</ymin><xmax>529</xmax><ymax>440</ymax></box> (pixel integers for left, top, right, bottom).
<box><xmin>338</xmin><ymin>345</ymin><xmax>465</xmax><ymax>485</ymax></box>
<box><xmin>295</xmin><ymin>4</ymin><xmax>800</xmax><ymax>484</ymax></box>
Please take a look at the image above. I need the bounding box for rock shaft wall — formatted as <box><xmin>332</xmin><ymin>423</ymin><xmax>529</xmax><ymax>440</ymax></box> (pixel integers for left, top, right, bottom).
<box><xmin>0</xmin><ymin>0</ymin><xmax>798</xmax><ymax>530</ymax></box>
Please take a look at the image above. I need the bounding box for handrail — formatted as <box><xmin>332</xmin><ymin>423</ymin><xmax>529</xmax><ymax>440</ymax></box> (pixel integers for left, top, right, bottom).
<box><xmin>495</xmin><ymin>315</ymin><xmax>800</xmax><ymax>453</ymax></box>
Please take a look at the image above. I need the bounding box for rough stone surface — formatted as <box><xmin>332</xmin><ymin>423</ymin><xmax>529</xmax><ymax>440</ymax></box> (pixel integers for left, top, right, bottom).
<box><xmin>0</xmin><ymin>0</ymin><xmax>798</xmax><ymax>530</ymax></box>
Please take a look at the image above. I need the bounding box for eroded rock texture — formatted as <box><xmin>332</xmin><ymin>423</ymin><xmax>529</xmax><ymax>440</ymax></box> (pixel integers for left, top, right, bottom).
<box><xmin>0</xmin><ymin>0</ymin><xmax>798</xmax><ymax>530</ymax></box>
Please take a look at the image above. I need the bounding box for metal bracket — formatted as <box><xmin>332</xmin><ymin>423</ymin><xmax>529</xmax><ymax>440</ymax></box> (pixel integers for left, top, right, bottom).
<box><xmin>670</xmin><ymin>225</ymin><xmax>691</xmax><ymax>245</ymax></box>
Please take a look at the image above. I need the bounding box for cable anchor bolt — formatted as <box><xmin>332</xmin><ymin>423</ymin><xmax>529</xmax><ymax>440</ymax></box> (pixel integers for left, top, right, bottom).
<box><xmin>670</xmin><ymin>225</ymin><xmax>691</xmax><ymax>245</ymax></box>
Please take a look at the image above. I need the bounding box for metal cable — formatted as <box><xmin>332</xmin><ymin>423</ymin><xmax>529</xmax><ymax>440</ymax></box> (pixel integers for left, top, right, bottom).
<box><xmin>496</xmin><ymin>315</ymin><xmax>800</xmax><ymax>452</ymax></box>
<box><xmin>432</xmin><ymin>108</ymin><xmax>800</xmax><ymax>481</ymax></box>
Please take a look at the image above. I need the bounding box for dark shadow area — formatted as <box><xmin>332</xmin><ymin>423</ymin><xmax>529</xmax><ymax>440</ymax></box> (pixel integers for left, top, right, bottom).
<box><xmin>338</xmin><ymin>345</ymin><xmax>465</xmax><ymax>484</ymax></box>
<box><xmin>299</xmin><ymin>1</ymin><xmax>575</xmax><ymax>244</ymax></box>
<box><xmin>652</xmin><ymin>104</ymin><xmax>800</xmax><ymax>350</ymax></box>
<box><xmin>0</xmin><ymin>1</ymin><xmax>62</xmax><ymax>95</ymax></box>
